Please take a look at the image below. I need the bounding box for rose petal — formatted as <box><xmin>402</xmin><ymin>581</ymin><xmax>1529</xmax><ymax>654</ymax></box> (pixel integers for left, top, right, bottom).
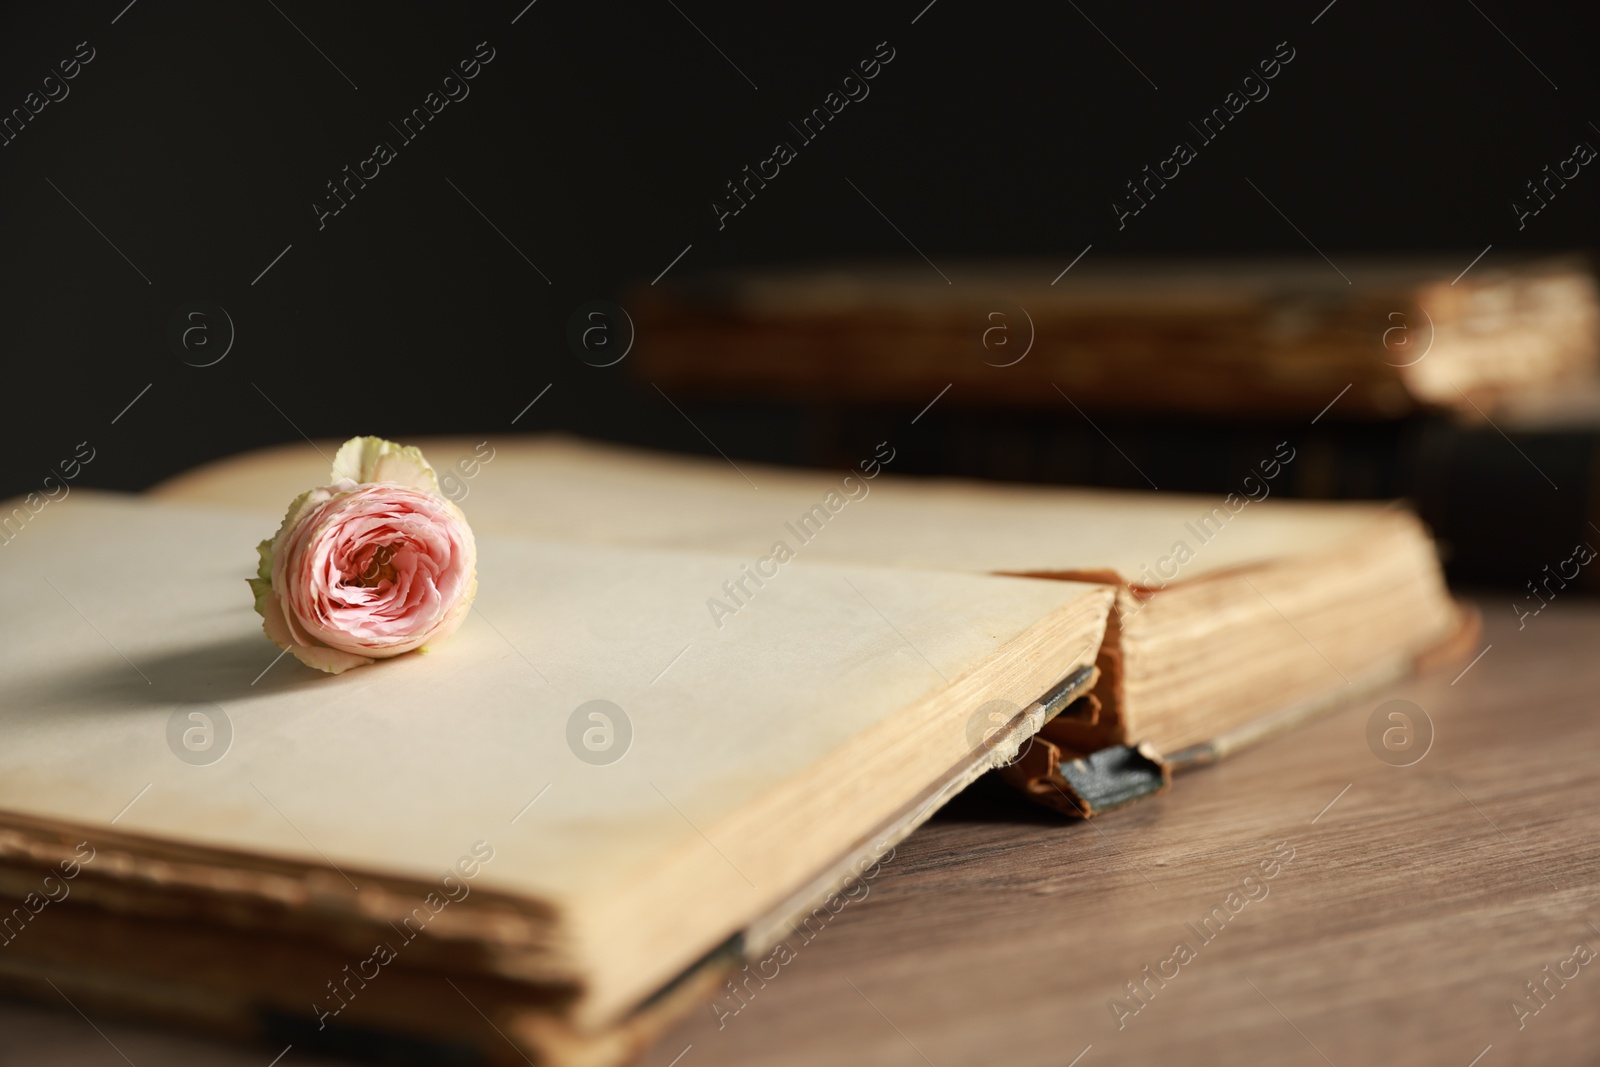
<box><xmin>260</xmin><ymin>588</ymin><xmax>373</xmax><ymax>675</ymax></box>
<box><xmin>330</xmin><ymin>436</ymin><xmax>439</xmax><ymax>493</ymax></box>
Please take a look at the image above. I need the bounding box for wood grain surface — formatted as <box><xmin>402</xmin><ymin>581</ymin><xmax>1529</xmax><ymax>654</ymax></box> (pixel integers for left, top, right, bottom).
<box><xmin>4</xmin><ymin>595</ymin><xmax>1596</xmax><ymax>1067</ymax></box>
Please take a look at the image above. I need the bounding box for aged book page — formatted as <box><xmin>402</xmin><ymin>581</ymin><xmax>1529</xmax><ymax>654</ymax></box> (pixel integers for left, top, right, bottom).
<box><xmin>154</xmin><ymin>434</ymin><xmax>1398</xmax><ymax>580</ymax></box>
<box><xmin>0</xmin><ymin>492</ymin><xmax>1109</xmax><ymax>1022</ymax></box>
<box><xmin>152</xmin><ymin>436</ymin><xmax>1459</xmax><ymax>754</ymax></box>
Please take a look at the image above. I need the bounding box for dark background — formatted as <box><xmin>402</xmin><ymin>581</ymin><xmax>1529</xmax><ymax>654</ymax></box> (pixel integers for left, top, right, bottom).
<box><xmin>1</xmin><ymin>0</ymin><xmax>1596</xmax><ymax>519</ymax></box>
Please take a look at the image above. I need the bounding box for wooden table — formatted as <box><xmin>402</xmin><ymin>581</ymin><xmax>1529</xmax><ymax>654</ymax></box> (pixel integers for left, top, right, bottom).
<box><xmin>5</xmin><ymin>596</ymin><xmax>1596</xmax><ymax>1066</ymax></box>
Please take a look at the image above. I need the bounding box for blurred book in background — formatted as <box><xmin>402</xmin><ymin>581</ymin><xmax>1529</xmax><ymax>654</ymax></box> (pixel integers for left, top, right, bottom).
<box><xmin>631</xmin><ymin>255</ymin><xmax>1597</xmax><ymax>417</ymax></box>
<box><xmin>628</xmin><ymin>255</ymin><xmax>1600</xmax><ymax>592</ymax></box>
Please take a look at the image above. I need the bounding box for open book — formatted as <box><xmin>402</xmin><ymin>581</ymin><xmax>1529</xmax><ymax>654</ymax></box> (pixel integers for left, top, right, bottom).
<box><xmin>158</xmin><ymin>435</ymin><xmax>1468</xmax><ymax>799</ymax></box>
<box><xmin>0</xmin><ymin>436</ymin><xmax>1464</xmax><ymax>1063</ymax></box>
<box><xmin>0</xmin><ymin>488</ymin><xmax>1109</xmax><ymax>1063</ymax></box>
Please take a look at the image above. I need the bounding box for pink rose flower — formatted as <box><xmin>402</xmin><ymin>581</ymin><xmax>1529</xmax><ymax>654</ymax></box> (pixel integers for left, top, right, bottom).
<box><xmin>250</xmin><ymin>437</ymin><xmax>478</xmax><ymax>674</ymax></box>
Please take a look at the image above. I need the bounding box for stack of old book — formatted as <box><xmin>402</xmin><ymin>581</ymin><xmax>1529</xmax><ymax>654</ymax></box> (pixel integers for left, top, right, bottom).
<box><xmin>0</xmin><ymin>436</ymin><xmax>1471</xmax><ymax>1063</ymax></box>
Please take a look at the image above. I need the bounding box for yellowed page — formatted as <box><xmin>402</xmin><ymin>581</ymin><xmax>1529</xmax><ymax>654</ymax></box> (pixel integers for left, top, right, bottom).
<box><xmin>153</xmin><ymin>434</ymin><xmax>1400</xmax><ymax>583</ymax></box>
<box><xmin>0</xmin><ymin>492</ymin><xmax>1108</xmax><ymax>1019</ymax></box>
